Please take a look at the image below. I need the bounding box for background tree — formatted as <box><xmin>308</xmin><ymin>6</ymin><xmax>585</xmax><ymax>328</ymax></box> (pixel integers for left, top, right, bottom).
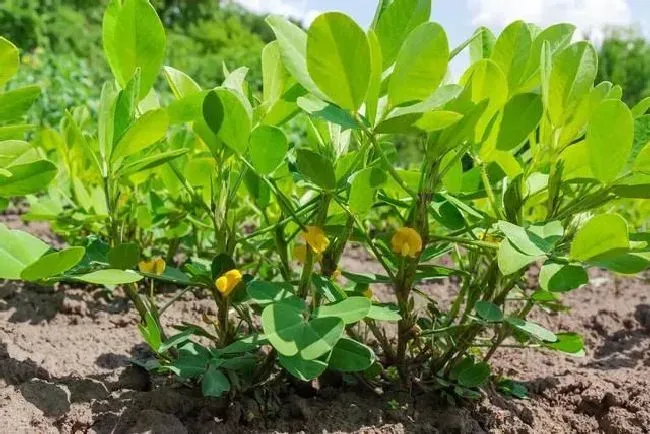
<box><xmin>597</xmin><ymin>27</ymin><xmax>650</xmax><ymax>106</ymax></box>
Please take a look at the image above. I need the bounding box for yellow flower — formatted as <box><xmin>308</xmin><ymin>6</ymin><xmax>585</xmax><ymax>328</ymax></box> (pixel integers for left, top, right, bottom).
<box><xmin>138</xmin><ymin>257</ymin><xmax>166</xmax><ymax>275</ymax></box>
<box><xmin>391</xmin><ymin>227</ymin><xmax>423</xmax><ymax>258</ymax></box>
<box><xmin>302</xmin><ymin>225</ymin><xmax>330</xmax><ymax>254</ymax></box>
<box><xmin>293</xmin><ymin>244</ymin><xmax>308</xmax><ymax>263</ymax></box>
<box><xmin>215</xmin><ymin>269</ymin><xmax>243</xmax><ymax>297</ymax></box>
<box><xmin>331</xmin><ymin>268</ymin><xmax>342</xmax><ymax>281</ymax></box>
<box><xmin>363</xmin><ymin>287</ymin><xmax>373</xmax><ymax>299</ymax></box>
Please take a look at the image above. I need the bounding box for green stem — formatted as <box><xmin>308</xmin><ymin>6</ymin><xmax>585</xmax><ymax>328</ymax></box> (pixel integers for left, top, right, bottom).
<box><xmin>430</xmin><ymin>234</ymin><xmax>499</xmax><ymax>249</ymax></box>
<box><xmin>479</xmin><ymin>162</ymin><xmax>503</xmax><ymax>220</ymax></box>
<box><xmin>356</xmin><ymin>114</ymin><xmax>417</xmax><ymax>198</ymax></box>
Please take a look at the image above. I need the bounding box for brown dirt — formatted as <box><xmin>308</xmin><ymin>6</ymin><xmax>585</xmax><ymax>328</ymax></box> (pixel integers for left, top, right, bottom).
<box><xmin>1</xmin><ymin>213</ymin><xmax>650</xmax><ymax>433</ymax></box>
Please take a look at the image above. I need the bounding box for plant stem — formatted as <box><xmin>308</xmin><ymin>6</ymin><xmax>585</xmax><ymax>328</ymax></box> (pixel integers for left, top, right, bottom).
<box><xmin>430</xmin><ymin>234</ymin><xmax>499</xmax><ymax>249</ymax></box>
<box><xmin>479</xmin><ymin>162</ymin><xmax>503</xmax><ymax>220</ymax></box>
<box><xmin>355</xmin><ymin>114</ymin><xmax>417</xmax><ymax>198</ymax></box>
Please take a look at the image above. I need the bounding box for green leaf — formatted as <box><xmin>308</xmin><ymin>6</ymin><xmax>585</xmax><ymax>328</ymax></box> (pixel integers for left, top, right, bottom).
<box><xmin>469</xmin><ymin>27</ymin><xmax>496</xmax><ymax>63</ymax></box>
<box><xmin>366</xmin><ymin>304</ymin><xmax>401</xmax><ymax>322</ymax></box>
<box><xmin>112</xmin><ymin>71</ymin><xmax>140</xmax><ymax>146</ymax></box>
<box><xmin>586</xmin><ymin>99</ymin><xmax>634</xmax><ymax>183</ymax></box>
<box><xmin>142</xmin><ymin>266</ymin><xmax>193</xmax><ymax>286</ymax></box>
<box><xmin>0</xmin><ymin>160</ymin><xmax>57</xmax><ymax>197</ymax></box>
<box><xmin>306</xmin><ymin>12</ymin><xmax>370</xmax><ymax>111</ymax></box>
<box><xmin>202</xmin><ymin>365</ymin><xmax>231</xmax><ymax>397</ymax></box>
<box><xmin>313</xmin><ymin>297</ymin><xmax>371</xmax><ymax>325</ymax></box>
<box><xmin>300</xmin><ymin>316</ymin><xmax>345</xmax><ymax>360</ymax></box>
<box><xmin>0</xmin><ymin>125</ymin><xmax>34</xmax><ymax>141</ymax></box>
<box><xmin>631</xmin><ymin>97</ymin><xmax>650</xmax><ymax>118</ymax></box>
<box><xmin>247</xmin><ymin>280</ymin><xmax>305</xmax><ymax>310</ymax></box>
<box><xmin>107</xmin><ymin>243</ymin><xmax>140</xmax><ymax>270</ymax></box>
<box><xmin>166</xmin><ymin>92</ymin><xmax>208</xmax><ymax>124</ymax></box>
<box><xmin>0</xmin><ymin>37</ymin><xmax>19</xmax><ymax>87</ymax></box>
<box><xmin>329</xmin><ymin>338</ymin><xmax>376</xmax><ymax>372</ymax></box>
<box><xmin>497</xmin><ymin>238</ymin><xmax>542</xmax><ymax>275</ymax></box>
<box><xmin>157</xmin><ymin>329</ymin><xmax>194</xmax><ymax>354</ymax></box>
<box><xmin>475</xmin><ymin>301</ymin><xmax>503</xmax><ymax>322</ymax></box>
<box><xmin>74</xmin><ymin>269</ymin><xmax>143</xmax><ymax>285</ymax></box>
<box><xmin>498</xmin><ymin>221</ymin><xmax>546</xmax><ymax>256</ymax></box>
<box><xmin>111</xmin><ymin>109</ymin><xmax>169</xmax><ymax>161</ymax></box>
<box><xmin>262</xmin><ymin>302</ymin><xmax>344</xmax><ymax>360</ymax></box>
<box><xmin>349</xmin><ymin>167</ymin><xmax>387</xmax><ymax>216</ymax></box>
<box><xmin>0</xmin><ymin>224</ymin><xmax>50</xmax><ymax>280</ymax></box>
<box><xmin>519</xmin><ymin>23</ymin><xmax>576</xmax><ymax>91</ymax></box>
<box><xmin>544</xmin><ymin>332</ymin><xmax>584</xmax><ymax>355</ymax></box>
<box><xmin>527</xmin><ymin>221</ymin><xmax>564</xmax><ymax>249</ymax></box>
<box><xmin>341</xmin><ymin>271</ymin><xmax>391</xmax><ymax>284</ymax></box>
<box><xmin>373</xmin><ymin>0</ymin><xmax>431</xmax><ymax>69</ymax></box>
<box><xmin>278</xmin><ymin>353</ymin><xmax>328</xmax><ymax>381</ymax></box>
<box><xmin>265</xmin><ymin>16</ymin><xmax>325</xmax><ymax>100</ymax></box>
<box><xmin>295</xmin><ymin>148</ymin><xmax>336</xmax><ymax>190</ymax></box>
<box><xmin>311</xmin><ymin>274</ymin><xmax>347</xmax><ymax>303</ymax></box>
<box><xmin>119</xmin><ymin>148</ymin><xmax>189</xmax><ymax>176</ymax></box>
<box><xmin>138</xmin><ymin>311</ymin><xmax>163</xmax><ymax>352</ymax></box>
<box><xmin>168</xmin><ymin>342</ymin><xmax>210</xmax><ymax>378</ymax></box>
<box><xmin>539</xmin><ymin>261</ymin><xmax>588</xmax><ymax>292</ymax></box>
<box><xmin>21</xmin><ymin>247</ymin><xmax>85</xmax><ymax>281</ymax></box>
<box><xmin>389</xmin><ymin>22</ymin><xmax>449</xmax><ymax>107</ymax></box>
<box><xmin>0</xmin><ymin>86</ymin><xmax>41</xmax><ymax>122</ymax></box>
<box><xmin>496</xmin><ymin>93</ymin><xmax>543</xmax><ymax>151</ymax></box>
<box><xmin>98</xmin><ymin>82</ymin><xmax>117</xmax><ymax>160</ymax></box>
<box><xmin>249</xmin><ymin>125</ymin><xmax>288</xmax><ymax>175</ymax></box>
<box><xmin>163</xmin><ymin>66</ymin><xmax>202</xmax><ymax>98</ymax></box>
<box><xmin>0</xmin><ymin>140</ymin><xmax>39</xmax><ymax>167</ymax></box>
<box><xmin>547</xmin><ymin>42</ymin><xmax>597</xmax><ymax>126</ymax></box>
<box><xmin>365</xmin><ymin>30</ymin><xmax>382</xmax><ymax>126</ymax></box>
<box><xmin>203</xmin><ymin>89</ymin><xmax>251</xmax><ymax>154</ymax></box>
<box><xmin>490</xmin><ymin>21</ymin><xmax>532</xmax><ymax>92</ymax></box>
<box><xmin>569</xmin><ymin>214</ymin><xmax>630</xmax><ymax>262</ymax></box>
<box><xmin>103</xmin><ymin>0</ymin><xmax>166</xmax><ymax>99</ymax></box>
<box><xmin>459</xmin><ymin>60</ymin><xmax>508</xmax><ymax>142</ymax></box>
<box><xmin>297</xmin><ymin>95</ymin><xmax>359</xmax><ymax>130</ymax></box>
<box><xmin>506</xmin><ymin>317</ymin><xmax>557</xmax><ymax>342</ymax></box>
<box><xmin>591</xmin><ymin>251</ymin><xmax>650</xmax><ymax>274</ymax></box>
<box><xmin>217</xmin><ymin>334</ymin><xmax>269</xmax><ymax>355</ymax></box>
<box><xmin>458</xmin><ymin>361</ymin><xmax>490</xmax><ymax>388</ymax></box>
<box><xmin>262</xmin><ymin>41</ymin><xmax>287</xmax><ymax>105</ymax></box>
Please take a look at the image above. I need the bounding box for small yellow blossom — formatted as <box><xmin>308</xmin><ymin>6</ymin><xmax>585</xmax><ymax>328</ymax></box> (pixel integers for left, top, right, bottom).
<box><xmin>363</xmin><ymin>287</ymin><xmax>373</xmax><ymax>299</ymax></box>
<box><xmin>331</xmin><ymin>268</ymin><xmax>342</xmax><ymax>281</ymax></box>
<box><xmin>293</xmin><ymin>244</ymin><xmax>308</xmax><ymax>263</ymax></box>
<box><xmin>391</xmin><ymin>227</ymin><xmax>423</xmax><ymax>258</ymax></box>
<box><xmin>215</xmin><ymin>269</ymin><xmax>243</xmax><ymax>297</ymax></box>
<box><xmin>138</xmin><ymin>257</ymin><xmax>166</xmax><ymax>275</ymax></box>
<box><xmin>476</xmin><ymin>230</ymin><xmax>500</xmax><ymax>243</ymax></box>
<box><xmin>302</xmin><ymin>225</ymin><xmax>330</xmax><ymax>254</ymax></box>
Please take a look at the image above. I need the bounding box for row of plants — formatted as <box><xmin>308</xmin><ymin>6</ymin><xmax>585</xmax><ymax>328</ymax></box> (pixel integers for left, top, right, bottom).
<box><xmin>2</xmin><ymin>0</ymin><xmax>650</xmax><ymax>401</ymax></box>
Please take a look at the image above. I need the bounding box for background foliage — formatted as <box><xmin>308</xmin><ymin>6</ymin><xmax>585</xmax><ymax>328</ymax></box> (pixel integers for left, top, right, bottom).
<box><xmin>1</xmin><ymin>0</ymin><xmax>273</xmax><ymax>126</ymax></box>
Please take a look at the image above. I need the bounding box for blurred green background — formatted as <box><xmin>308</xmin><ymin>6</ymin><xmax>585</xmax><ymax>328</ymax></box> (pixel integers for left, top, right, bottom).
<box><xmin>1</xmin><ymin>0</ymin><xmax>277</xmax><ymax>126</ymax></box>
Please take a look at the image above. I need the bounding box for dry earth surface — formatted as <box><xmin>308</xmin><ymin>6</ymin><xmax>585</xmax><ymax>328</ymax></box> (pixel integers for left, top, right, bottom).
<box><xmin>1</xmin><ymin>211</ymin><xmax>650</xmax><ymax>433</ymax></box>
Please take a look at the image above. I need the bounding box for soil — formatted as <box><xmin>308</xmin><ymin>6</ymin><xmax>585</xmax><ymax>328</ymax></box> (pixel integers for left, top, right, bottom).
<box><xmin>1</xmin><ymin>212</ymin><xmax>650</xmax><ymax>433</ymax></box>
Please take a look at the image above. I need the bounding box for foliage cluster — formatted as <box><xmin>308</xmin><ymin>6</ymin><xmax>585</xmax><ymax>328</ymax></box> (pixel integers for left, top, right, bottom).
<box><xmin>2</xmin><ymin>0</ymin><xmax>650</xmax><ymax>401</ymax></box>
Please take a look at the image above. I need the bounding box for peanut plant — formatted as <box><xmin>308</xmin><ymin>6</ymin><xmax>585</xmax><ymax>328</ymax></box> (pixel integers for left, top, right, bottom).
<box><xmin>2</xmin><ymin>0</ymin><xmax>650</xmax><ymax>400</ymax></box>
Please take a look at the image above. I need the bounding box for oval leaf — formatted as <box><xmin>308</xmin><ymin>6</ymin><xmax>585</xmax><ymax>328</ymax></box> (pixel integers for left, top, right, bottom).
<box><xmin>306</xmin><ymin>12</ymin><xmax>370</xmax><ymax>111</ymax></box>
<box><xmin>389</xmin><ymin>22</ymin><xmax>449</xmax><ymax>107</ymax></box>
<box><xmin>103</xmin><ymin>0</ymin><xmax>166</xmax><ymax>99</ymax></box>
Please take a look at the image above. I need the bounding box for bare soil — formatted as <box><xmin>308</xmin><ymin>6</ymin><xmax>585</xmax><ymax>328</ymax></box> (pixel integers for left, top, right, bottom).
<box><xmin>1</xmin><ymin>213</ymin><xmax>650</xmax><ymax>433</ymax></box>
